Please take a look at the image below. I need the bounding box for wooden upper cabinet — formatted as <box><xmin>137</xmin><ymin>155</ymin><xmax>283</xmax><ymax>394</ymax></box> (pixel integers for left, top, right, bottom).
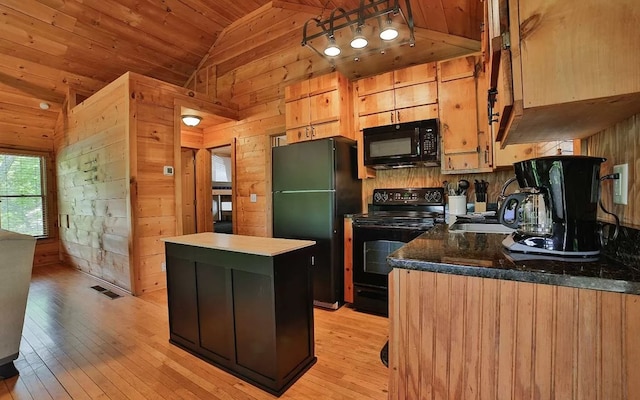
<box><xmin>438</xmin><ymin>55</ymin><xmax>491</xmax><ymax>174</ymax></box>
<box><xmin>285</xmin><ymin>72</ymin><xmax>353</xmax><ymax>144</ymax></box>
<box><xmin>394</xmin><ymin>63</ymin><xmax>437</xmax><ymax>87</ymax></box>
<box><xmin>488</xmin><ymin>0</ymin><xmax>640</xmax><ymax>145</ymax></box>
<box><xmin>355</xmin><ymin>63</ymin><xmax>438</xmax><ymax>127</ymax></box>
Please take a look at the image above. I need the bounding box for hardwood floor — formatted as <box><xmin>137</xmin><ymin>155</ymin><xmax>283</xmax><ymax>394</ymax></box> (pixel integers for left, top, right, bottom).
<box><xmin>1</xmin><ymin>264</ymin><xmax>389</xmax><ymax>399</ymax></box>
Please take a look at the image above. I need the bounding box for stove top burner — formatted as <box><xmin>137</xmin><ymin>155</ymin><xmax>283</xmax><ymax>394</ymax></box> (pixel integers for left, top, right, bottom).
<box><xmin>354</xmin><ymin>188</ymin><xmax>446</xmax><ymax>230</ymax></box>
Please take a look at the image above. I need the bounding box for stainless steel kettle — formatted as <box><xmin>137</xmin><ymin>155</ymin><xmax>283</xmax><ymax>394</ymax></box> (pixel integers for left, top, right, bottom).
<box><xmin>498</xmin><ymin>188</ymin><xmax>552</xmax><ymax>236</ymax></box>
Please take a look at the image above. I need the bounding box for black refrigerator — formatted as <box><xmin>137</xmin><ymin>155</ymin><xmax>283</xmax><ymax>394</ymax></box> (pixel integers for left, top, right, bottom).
<box><xmin>272</xmin><ymin>138</ymin><xmax>361</xmax><ymax>309</ymax></box>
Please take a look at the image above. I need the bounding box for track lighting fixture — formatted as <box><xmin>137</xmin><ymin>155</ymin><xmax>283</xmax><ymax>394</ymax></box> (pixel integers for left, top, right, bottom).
<box><xmin>301</xmin><ymin>0</ymin><xmax>415</xmax><ymax>65</ymax></box>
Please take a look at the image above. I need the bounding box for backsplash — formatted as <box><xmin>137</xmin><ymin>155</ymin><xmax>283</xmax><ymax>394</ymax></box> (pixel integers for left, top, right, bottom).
<box><xmin>588</xmin><ymin>112</ymin><xmax>639</xmax><ymax>229</ymax></box>
<box><xmin>361</xmin><ymin>167</ymin><xmax>519</xmax><ymax>210</ymax></box>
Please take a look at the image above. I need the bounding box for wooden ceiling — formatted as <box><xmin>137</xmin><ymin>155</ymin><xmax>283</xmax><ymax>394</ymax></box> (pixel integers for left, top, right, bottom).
<box><xmin>0</xmin><ymin>0</ymin><xmax>483</xmax><ymax>136</ymax></box>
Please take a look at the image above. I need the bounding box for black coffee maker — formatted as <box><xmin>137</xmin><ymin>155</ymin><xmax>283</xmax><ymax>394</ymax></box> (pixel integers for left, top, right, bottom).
<box><xmin>498</xmin><ymin>155</ymin><xmax>605</xmax><ymax>256</ymax></box>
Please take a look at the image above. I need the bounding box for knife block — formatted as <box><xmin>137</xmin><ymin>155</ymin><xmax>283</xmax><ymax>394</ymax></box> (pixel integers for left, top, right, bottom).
<box><xmin>474</xmin><ymin>201</ymin><xmax>487</xmax><ymax>213</ymax></box>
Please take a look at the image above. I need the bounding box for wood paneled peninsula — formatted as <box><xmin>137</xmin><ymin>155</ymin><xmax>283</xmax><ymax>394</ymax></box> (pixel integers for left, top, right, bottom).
<box><xmin>387</xmin><ymin>225</ymin><xmax>640</xmax><ymax>400</ymax></box>
<box><xmin>162</xmin><ymin>233</ymin><xmax>316</xmax><ymax>397</ymax></box>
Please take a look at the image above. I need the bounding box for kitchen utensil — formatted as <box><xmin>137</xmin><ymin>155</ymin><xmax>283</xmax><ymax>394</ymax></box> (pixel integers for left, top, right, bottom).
<box><xmin>458</xmin><ymin>179</ymin><xmax>469</xmax><ymax>195</ymax></box>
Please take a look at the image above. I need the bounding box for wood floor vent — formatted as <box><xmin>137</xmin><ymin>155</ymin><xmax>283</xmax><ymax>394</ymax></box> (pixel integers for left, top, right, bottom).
<box><xmin>90</xmin><ymin>285</ymin><xmax>122</xmax><ymax>299</ymax></box>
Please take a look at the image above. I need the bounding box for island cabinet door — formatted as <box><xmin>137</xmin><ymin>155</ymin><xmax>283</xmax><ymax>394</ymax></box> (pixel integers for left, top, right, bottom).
<box><xmin>233</xmin><ymin>269</ymin><xmax>278</xmax><ymax>380</ymax></box>
<box><xmin>196</xmin><ymin>264</ymin><xmax>234</xmax><ymax>365</ymax></box>
<box><xmin>165</xmin><ymin>255</ymin><xmax>199</xmax><ymax>348</ymax></box>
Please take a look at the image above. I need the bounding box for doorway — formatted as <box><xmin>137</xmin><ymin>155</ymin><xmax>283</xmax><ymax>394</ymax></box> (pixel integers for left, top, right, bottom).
<box><xmin>211</xmin><ymin>145</ymin><xmax>233</xmax><ymax>233</ymax></box>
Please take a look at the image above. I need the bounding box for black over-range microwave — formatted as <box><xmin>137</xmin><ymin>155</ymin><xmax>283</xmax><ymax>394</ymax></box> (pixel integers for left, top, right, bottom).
<box><xmin>363</xmin><ymin>119</ymin><xmax>439</xmax><ymax>169</ymax></box>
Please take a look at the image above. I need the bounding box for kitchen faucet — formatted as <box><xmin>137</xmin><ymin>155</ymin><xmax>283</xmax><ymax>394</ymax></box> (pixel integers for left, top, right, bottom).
<box><xmin>497</xmin><ymin>176</ymin><xmax>518</xmax><ymax>210</ymax></box>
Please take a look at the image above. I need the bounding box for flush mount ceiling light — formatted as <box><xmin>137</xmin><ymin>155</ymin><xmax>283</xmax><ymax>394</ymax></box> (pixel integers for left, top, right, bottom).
<box><xmin>302</xmin><ymin>0</ymin><xmax>415</xmax><ymax>64</ymax></box>
<box><xmin>181</xmin><ymin>115</ymin><xmax>202</xmax><ymax>127</ymax></box>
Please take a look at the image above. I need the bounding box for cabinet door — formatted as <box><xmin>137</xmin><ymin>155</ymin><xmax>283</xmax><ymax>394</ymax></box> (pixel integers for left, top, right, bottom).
<box><xmin>285</xmin><ymin>98</ymin><xmax>310</xmax><ymax>129</ymax></box>
<box><xmin>355</xmin><ymin>71</ymin><xmax>394</xmax><ymax>97</ymax></box>
<box><xmin>440</xmin><ymin>76</ymin><xmax>479</xmax><ymax>154</ymax></box>
<box><xmin>494</xmin><ymin>142</ymin><xmax>536</xmax><ymax>167</ymax></box>
<box><xmin>393</xmin><ymin>63</ymin><xmax>437</xmax><ymax>87</ymax></box>
<box><xmin>311</xmin><ymin>120</ymin><xmax>342</xmax><ymax>140</ymax></box>
<box><xmin>166</xmin><ymin>256</ymin><xmax>199</xmax><ymax>347</ymax></box>
<box><xmin>396</xmin><ymin>104</ymin><xmax>439</xmax><ymax>125</ymax></box>
<box><xmin>439</xmin><ymin>55</ymin><xmax>477</xmax><ymax>82</ymax></box>
<box><xmin>357</xmin><ymin>89</ymin><xmax>395</xmax><ymax>116</ymax></box>
<box><xmin>394</xmin><ymin>81</ymin><xmax>438</xmax><ymax>109</ymax></box>
<box><xmin>443</xmin><ymin>153</ymin><xmax>480</xmax><ymax>172</ymax></box>
<box><xmin>284</xmin><ymin>79</ymin><xmax>310</xmax><ymax>102</ymax></box>
<box><xmin>286</xmin><ymin>127</ymin><xmax>311</xmax><ymax>143</ymax></box>
<box><xmin>197</xmin><ymin>263</ymin><xmax>234</xmax><ymax>363</ymax></box>
<box><xmin>309</xmin><ymin>90</ymin><xmax>340</xmax><ymax>125</ymax></box>
<box><xmin>359</xmin><ymin>112</ymin><xmax>394</xmax><ymax>129</ymax></box>
<box><xmin>308</xmin><ymin>72</ymin><xmax>340</xmax><ymax>96</ymax></box>
<box><xmin>233</xmin><ymin>270</ymin><xmax>277</xmax><ymax>379</ymax></box>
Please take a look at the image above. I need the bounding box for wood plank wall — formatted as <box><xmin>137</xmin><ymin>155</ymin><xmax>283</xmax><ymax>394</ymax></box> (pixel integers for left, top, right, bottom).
<box><xmin>129</xmin><ymin>75</ymin><xmax>179</xmax><ymax>294</ymax></box>
<box><xmin>200</xmin><ymin>7</ymin><xmax>334</xmax><ymax>237</ymax></box>
<box><xmin>389</xmin><ymin>268</ymin><xmax>640</xmax><ymax>400</ymax></box>
<box><xmin>55</xmin><ymin>74</ymin><xmax>131</xmax><ymax>290</ymax></box>
<box><xmin>588</xmin><ymin>112</ymin><xmax>640</xmax><ymax>228</ymax></box>
<box><xmin>0</xmin><ymin>78</ymin><xmax>60</xmax><ymax>265</ymax></box>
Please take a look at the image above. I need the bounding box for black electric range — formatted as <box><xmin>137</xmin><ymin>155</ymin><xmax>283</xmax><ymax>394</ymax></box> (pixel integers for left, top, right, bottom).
<box><xmin>350</xmin><ymin>187</ymin><xmax>445</xmax><ymax>316</ymax></box>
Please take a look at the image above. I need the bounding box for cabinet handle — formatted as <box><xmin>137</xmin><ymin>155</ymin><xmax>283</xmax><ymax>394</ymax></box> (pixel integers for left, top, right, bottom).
<box><xmin>311</xmin><ymin>126</ymin><xmax>316</xmax><ymax>138</ymax></box>
<box><xmin>396</xmin><ymin>111</ymin><xmax>400</xmax><ymax>123</ymax></box>
<box><xmin>448</xmin><ymin>157</ymin><xmax>452</xmax><ymax>169</ymax></box>
<box><xmin>487</xmin><ymin>88</ymin><xmax>500</xmax><ymax>124</ymax></box>
<box><xmin>305</xmin><ymin>126</ymin><xmax>310</xmax><ymax>138</ymax></box>
<box><xmin>390</xmin><ymin>112</ymin><xmax>394</xmax><ymax>124</ymax></box>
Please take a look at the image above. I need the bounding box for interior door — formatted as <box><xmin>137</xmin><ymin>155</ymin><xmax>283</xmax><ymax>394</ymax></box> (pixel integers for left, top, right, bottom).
<box><xmin>181</xmin><ymin>148</ymin><xmax>196</xmax><ymax>234</ymax></box>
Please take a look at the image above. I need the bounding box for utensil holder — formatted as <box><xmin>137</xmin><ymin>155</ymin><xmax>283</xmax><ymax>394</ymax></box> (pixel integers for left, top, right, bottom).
<box><xmin>448</xmin><ymin>195</ymin><xmax>467</xmax><ymax>215</ymax></box>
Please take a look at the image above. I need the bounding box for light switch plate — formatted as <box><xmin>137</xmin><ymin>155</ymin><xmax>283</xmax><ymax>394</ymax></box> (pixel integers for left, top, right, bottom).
<box><xmin>163</xmin><ymin>166</ymin><xmax>174</xmax><ymax>176</ymax></box>
<box><xmin>613</xmin><ymin>163</ymin><xmax>628</xmax><ymax>205</ymax></box>
<box><xmin>250</xmin><ymin>193</ymin><xmax>257</xmax><ymax>203</ymax></box>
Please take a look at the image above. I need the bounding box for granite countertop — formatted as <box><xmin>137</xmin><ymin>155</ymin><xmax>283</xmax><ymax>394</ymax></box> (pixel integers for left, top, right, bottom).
<box><xmin>387</xmin><ymin>224</ymin><xmax>640</xmax><ymax>295</ymax></box>
<box><xmin>162</xmin><ymin>233</ymin><xmax>315</xmax><ymax>256</ymax></box>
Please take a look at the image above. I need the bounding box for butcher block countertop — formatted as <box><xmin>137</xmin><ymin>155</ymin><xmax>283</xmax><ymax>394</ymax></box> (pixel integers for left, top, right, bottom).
<box><xmin>161</xmin><ymin>232</ymin><xmax>315</xmax><ymax>256</ymax></box>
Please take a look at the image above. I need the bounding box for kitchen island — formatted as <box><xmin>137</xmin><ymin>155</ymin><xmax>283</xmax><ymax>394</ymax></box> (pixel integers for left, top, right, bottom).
<box><xmin>387</xmin><ymin>225</ymin><xmax>640</xmax><ymax>400</ymax></box>
<box><xmin>162</xmin><ymin>233</ymin><xmax>316</xmax><ymax>396</ymax></box>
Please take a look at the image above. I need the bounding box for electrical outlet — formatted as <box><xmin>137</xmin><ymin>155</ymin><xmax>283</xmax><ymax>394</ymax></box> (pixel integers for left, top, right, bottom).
<box><xmin>161</xmin><ymin>261</ymin><xmax>166</xmax><ymax>272</ymax></box>
<box><xmin>250</xmin><ymin>193</ymin><xmax>257</xmax><ymax>203</ymax></box>
<box><xmin>613</xmin><ymin>163</ymin><xmax>628</xmax><ymax>205</ymax></box>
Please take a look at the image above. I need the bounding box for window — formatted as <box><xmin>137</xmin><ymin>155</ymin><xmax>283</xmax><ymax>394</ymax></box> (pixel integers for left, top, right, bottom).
<box><xmin>0</xmin><ymin>151</ymin><xmax>49</xmax><ymax>237</ymax></box>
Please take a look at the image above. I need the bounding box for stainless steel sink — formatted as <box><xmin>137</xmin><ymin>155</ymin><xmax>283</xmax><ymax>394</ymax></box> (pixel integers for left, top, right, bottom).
<box><xmin>449</xmin><ymin>222</ymin><xmax>515</xmax><ymax>234</ymax></box>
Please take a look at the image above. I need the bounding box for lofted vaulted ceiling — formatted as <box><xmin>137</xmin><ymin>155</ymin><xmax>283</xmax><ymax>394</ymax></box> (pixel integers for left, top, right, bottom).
<box><xmin>0</xmin><ymin>0</ymin><xmax>483</xmax><ymax>135</ymax></box>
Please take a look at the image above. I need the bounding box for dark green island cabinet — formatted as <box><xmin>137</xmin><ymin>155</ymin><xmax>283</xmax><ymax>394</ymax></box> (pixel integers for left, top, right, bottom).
<box><xmin>162</xmin><ymin>233</ymin><xmax>316</xmax><ymax>396</ymax></box>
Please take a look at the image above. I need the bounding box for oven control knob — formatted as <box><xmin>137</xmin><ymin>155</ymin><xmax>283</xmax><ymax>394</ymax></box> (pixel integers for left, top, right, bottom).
<box><xmin>382</xmin><ymin>192</ymin><xmax>389</xmax><ymax>202</ymax></box>
<box><xmin>426</xmin><ymin>191</ymin><xmax>443</xmax><ymax>203</ymax></box>
<box><xmin>374</xmin><ymin>192</ymin><xmax>384</xmax><ymax>203</ymax></box>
